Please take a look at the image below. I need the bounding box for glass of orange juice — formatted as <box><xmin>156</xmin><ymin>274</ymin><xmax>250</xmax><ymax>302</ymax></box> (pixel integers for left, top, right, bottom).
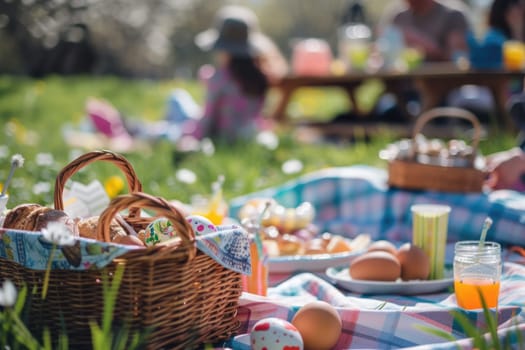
<box><xmin>453</xmin><ymin>241</ymin><xmax>501</xmax><ymax>310</ymax></box>
<box><xmin>240</xmin><ymin>216</ymin><xmax>269</xmax><ymax>296</ymax></box>
<box><xmin>241</xmin><ymin>237</ymin><xmax>269</xmax><ymax>296</ymax></box>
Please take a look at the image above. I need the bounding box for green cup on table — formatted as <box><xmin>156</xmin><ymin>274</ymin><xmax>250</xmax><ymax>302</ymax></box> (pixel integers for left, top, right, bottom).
<box><xmin>411</xmin><ymin>204</ymin><xmax>451</xmax><ymax>280</ymax></box>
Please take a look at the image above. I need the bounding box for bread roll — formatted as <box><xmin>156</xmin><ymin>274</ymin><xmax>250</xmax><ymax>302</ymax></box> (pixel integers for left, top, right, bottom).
<box><xmin>77</xmin><ymin>216</ymin><xmax>128</xmax><ymax>241</ymax></box>
<box><xmin>77</xmin><ymin>216</ymin><xmax>99</xmax><ymax>240</ymax></box>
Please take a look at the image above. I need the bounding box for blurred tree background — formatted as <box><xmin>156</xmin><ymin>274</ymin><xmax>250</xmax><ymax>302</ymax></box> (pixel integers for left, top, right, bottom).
<box><xmin>0</xmin><ymin>0</ymin><xmax>397</xmax><ymax>78</ymax></box>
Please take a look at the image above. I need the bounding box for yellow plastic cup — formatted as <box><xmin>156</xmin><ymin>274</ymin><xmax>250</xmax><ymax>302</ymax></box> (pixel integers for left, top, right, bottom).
<box><xmin>411</xmin><ymin>204</ymin><xmax>451</xmax><ymax>280</ymax></box>
<box><xmin>503</xmin><ymin>41</ymin><xmax>525</xmax><ymax>70</ymax></box>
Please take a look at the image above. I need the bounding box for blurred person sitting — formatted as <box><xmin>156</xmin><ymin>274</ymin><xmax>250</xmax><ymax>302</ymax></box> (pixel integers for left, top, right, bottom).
<box><xmin>490</xmin><ymin>0</ymin><xmax>525</xmax><ymax>147</ymax></box>
<box><xmin>372</xmin><ymin>0</ymin><xmax>471</xmax><ymax>121</ymax></box>
<box><xmin>488</xmin><ymin>0</ymin><xmax>525</xmax><ymax>42</ymax></box>
<box><xmin>485</xmin><ymin>146</ymin><xmax>525</xmax><ymax>192</ymax></box>
<box><xmin>379</xmin><ymin>0</ymin><xmax>470</xmax><ymax>63</ymax></box>
<box><xmin>447</xmin><ymin>0</ymin><xmax>525</xmax><ymax>126</ymax></box>
<box><xmin>168</xmin><ymin>5</ymin><xmax>287</xmax><ymax>146</ymax></box>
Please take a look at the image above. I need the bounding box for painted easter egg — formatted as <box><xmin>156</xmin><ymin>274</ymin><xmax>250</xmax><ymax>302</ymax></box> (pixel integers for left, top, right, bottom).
<box><xmin>250</xmin><ymin>317</ymin><xmax>303</xmax><ymax>350</ymax></box>
<box><xmin>186</xmin><ymin>215</ymin><xmax>218</xmax><ymax>236</ymax></box>
<box><xmin>143</xmin><ymin>218</ymin><xmax>176</xmax><ymax>246</ymax></box>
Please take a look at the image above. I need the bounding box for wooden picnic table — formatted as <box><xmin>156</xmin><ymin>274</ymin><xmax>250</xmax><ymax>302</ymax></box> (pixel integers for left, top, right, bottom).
<box><xmin>270</xmin><ymin>63</ymin><xmax>525</xmax><ymax>133</ymax></box>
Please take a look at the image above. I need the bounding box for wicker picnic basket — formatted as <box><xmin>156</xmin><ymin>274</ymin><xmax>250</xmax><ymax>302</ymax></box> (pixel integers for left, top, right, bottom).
<box><xmin>0</xmin><ymin>150</ymin><xmax>243</xmax><ymax>349</ymax></box>
<box><xmin>387</xmin><ymin>107</ymin><xmax>486</xmax><ymax>193</ymax></box>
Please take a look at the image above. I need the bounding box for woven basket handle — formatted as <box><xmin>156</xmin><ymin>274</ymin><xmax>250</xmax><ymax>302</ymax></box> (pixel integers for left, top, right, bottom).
<box><xmin>97</xmin><ymin>192</ymin><xmax>196</xmax><ymax>258</ymax></box>
<box><xmin>413</xmin><ymin>107</ymin><xmax>481</xmax><ymax>151</ymax></box>
<box><xmin>54</xmin><ymin>150</ymin><xmax>143</xmax><ymax>213</ymax></box>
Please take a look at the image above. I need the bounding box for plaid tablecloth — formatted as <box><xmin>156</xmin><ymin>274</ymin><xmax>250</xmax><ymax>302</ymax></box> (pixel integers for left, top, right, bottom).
<box><xmin>226</xmin><ymin>251</ymin><xmax>525</xmax><ymax>350</ymax></box>
<box><xmin>229</xmin><ymin>165</ymin><xmax>525</xmax><ymax>246</ymax></box>
<box><xmin>226</xmin><ymin>166</ymin><xmax>525</xmax><ymax>349</ymax></box>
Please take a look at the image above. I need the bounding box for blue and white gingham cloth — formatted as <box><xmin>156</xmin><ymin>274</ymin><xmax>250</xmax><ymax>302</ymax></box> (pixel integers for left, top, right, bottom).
<box><xmin>229</xmin><ymin>165</ymin><xmax>525</xmax><ymax>246</ymax></box>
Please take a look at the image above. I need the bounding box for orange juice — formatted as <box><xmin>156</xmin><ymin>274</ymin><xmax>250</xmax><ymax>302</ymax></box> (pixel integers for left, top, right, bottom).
<box><xmin>241</xmin><ymin>240</ymin><xmax>268</xmax><ymax>296</ymax></box>
<box><xmin>454</xmin><ymin>278</ymin><xmax>500</xmax><ymax>309</ymax></box>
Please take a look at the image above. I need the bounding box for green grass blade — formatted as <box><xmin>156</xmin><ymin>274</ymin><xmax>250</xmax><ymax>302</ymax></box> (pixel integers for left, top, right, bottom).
<box><xmin>451</xmin><ymin>310</ymin><xmax>488</xmax><ymax>350</ymax></box>
<box><xmin>13</xmin><ymin>285</ymin><xmax>27</xmax><ymax>315</ymax></box>
<box><xmin>477</xmin><ymin>288</ymin><xmax>500</xmax><ymax>350</ymax></box>
<box><xmin>415</xmin><ymin>324</ymin><xmax>458</xmax><ymax>342</ymax></box>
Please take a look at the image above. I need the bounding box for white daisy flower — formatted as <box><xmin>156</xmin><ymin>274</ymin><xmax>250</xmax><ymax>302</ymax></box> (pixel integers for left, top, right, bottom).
<box><xmin>282</xmin><ymin>159</ymin><xmax>303</xmax><ymax>174</ymax></box>
<box><xmin>1</xmin><ymin>153</ymin><xmax>25</xmax><ymax>197</ymax></box>
<box><xmin>42</xmin><ymin>222</ymin><xmax>76</xmax><ymax>246</ymax></box>
<box><xmin>0</xmin><ymin>280</ymin><xmax>17</xmax><ymax>307</ymax></box>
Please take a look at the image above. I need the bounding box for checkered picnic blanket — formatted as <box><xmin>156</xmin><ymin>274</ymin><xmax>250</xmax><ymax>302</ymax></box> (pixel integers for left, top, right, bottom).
<box><xmin>229</xmin><ymin>165</ymin><xmax>525</xmax><ymax>246</ymax></box>
<box><xmin>226</xmin><ymin>165</ymin><xmax>525</xmax><ymax>349</ymax></box>
<box><xmin>227</xmin><ymin>256</ymin><xmax>525</xmax><ymax>349</ymax></box>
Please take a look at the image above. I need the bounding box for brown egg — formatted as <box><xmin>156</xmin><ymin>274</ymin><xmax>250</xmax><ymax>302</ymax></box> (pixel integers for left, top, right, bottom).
<box><xmin>350</xmin><ymin>251</ymin><xmax>401</xmax><ymax>281</ymax></box>
<box><xmin>292</xmin><ymin>300</ymin><xmax>342</xmax><ymax>350</ymax></box>
<box><xmin>396</xmin><ymin>243</ymin><xmax>430</xmax><ymax>280</ymax></box>
<box><xmin>367</xmin><ymin>240</ymin><xmax>398</xmax><ymax>256</ymax></box>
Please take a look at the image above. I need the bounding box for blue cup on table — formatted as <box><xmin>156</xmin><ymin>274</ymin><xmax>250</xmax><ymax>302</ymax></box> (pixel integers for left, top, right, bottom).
<box><xmin>467</xmin><ymin>30</ymin><xmax>505</xmax><ymax>69</ymax></box>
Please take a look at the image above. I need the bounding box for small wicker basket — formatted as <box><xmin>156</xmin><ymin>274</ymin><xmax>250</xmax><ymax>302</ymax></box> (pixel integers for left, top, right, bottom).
<box><xmin>0</xmin><ymin>150</ymin><xmax>242</xmax><ymax>349</ymax></box>
<box><xmin>387</xmin><ymin>107</ymin><xmax>486</xmax><ymax>193</ymax></box>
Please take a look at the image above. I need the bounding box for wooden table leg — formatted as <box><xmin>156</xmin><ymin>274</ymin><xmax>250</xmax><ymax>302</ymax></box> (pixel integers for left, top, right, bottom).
<box><xmin>342</xmin><ymin>85</ymin><xmax>362</xmax><ymax>116</ymax></box>
<box><xmin>383</xmin><ymin>80</ymin><xmax>414</xmax><ymax>122</ymax></box>
<box><xmin>271</xmin><ymin>86</ymin><xmax>294</xmax><ymax>123</ymax></box>
<box><xmin>414</xmin><ymin>79</ymin><xmax>451</xmax><ymax>113</ymax></box>
<box><xmin>486</xmin><ymin>79</ymin><xmax>516</xmax><ymax>132</ymax></box>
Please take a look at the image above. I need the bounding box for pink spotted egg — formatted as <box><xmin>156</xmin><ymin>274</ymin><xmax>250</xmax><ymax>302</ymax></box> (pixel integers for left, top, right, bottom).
<box><xmin>186</xmin><ymin>215</ymin><xmax>218</xmax><ymax>236</ymax></box>
<box><xmin>250</xmin><ymin>317</ymin><xmax>303</xmax><ymax>350</ymax></box>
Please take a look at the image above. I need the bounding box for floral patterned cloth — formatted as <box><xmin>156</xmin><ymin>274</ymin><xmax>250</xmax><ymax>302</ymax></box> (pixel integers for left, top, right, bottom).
<box><xmin>0</xmin><ymin>215</ymin><xmax>251</xmax><ymax>275</ymax></box>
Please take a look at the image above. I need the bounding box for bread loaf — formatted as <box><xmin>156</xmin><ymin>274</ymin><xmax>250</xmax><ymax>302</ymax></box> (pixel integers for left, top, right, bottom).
<box><xmin>3</xmin><ymin>204</ymin><xmax>77</xmax><ymax>236</ymax></box>
<box><xmin>3</xmin><ymin>203</ymin><xmax>42</xmax><ymax>230</ymax></box>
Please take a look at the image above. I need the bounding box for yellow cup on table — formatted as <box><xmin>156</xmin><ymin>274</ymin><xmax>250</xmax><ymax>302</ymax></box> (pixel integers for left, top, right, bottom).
<box><xmin>503</xmin><ymin>40</ymin><xmax>525</xmax><ymax>70</ymax></box>
<box><xmin>411</xmin><ymin>204</ymin><xmax>451</xmax><ymax>280</ymax></box>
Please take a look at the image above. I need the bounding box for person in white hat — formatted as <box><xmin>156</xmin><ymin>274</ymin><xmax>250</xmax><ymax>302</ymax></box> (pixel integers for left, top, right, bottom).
<box><xmin>168</xmin><ymin>5</ymin><xmax>287</xmax><ymax>145</ymax></box>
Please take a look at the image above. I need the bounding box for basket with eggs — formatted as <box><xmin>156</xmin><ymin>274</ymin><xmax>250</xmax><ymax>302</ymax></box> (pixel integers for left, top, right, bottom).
<box><xmin>380</xmin><ymin>107</ymin><xmax>486</xmax><ymax>193</ymax></box>
<box><xmin>0</xmin><ymin>150</ymin><xmax>243</xmax><ymax>350</ymax></box>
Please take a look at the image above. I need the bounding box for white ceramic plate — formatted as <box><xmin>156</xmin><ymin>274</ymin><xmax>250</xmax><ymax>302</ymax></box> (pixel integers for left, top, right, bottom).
<box><xmin>268</xmin><ymin>250</ymin><xmax>365</xmax><ymax>273</ymax></box>
<box><xmin>325</xmin><ymin>265</ymin><xmax>454</xmax><ymax>295</ymax></box>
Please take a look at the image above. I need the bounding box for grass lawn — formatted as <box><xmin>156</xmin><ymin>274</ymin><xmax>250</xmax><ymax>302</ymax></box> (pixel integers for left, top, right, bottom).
<box><xmin>0</xmin><ymin>75</ymin><xmax>518</xmax><ymax>208</ymax></box>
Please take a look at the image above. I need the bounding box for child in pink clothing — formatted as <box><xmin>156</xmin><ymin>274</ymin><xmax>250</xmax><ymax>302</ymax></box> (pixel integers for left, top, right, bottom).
<box><xmin>169</xmin><ymin>5</ymin><xmax>287</xmax><ymax>145</ymax></box>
